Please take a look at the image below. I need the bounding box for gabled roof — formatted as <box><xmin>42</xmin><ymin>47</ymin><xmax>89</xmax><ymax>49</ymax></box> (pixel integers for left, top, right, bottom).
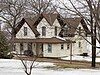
<box><xmin>64</xmin><ymin>18</ymin><xmax>81</xmax><ymax>34</ymax></box>
<box><xmin>42</xmin><ymin>14</ymin><xmax>58</xmax><ymax>26</ymax></box>
<box><xmin>13</xmin><ymin>37</ymin><xmax>75</xmax><ymax>43</ymax></box>
<box><xmin>15</xmin><ymin>14</ymin><xmax>90</xmax><ymax>38</ymax></box>
<box><xmin>15</xmin><ymin>17</ymin><xmax>40</xmax><ymax>37</ymax></box>
<box><xmin>59</xmin><ymin>18</ymin><xmax>90</xmax><ymax>37</ymax></box>
<box><xmin>33</xmin><ymin>13</ymin><xmax>63</xmax><ymax>27</ymax></box>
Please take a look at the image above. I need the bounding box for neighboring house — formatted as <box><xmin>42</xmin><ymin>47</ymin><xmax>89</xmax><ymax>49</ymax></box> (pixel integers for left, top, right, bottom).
<box><xmin>13</xmin><ymin>14</ymin><xmax>92</xmax><ymax>58</ymax></box>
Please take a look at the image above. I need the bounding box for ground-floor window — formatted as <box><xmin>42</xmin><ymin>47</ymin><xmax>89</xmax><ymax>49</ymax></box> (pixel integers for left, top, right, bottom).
<box><xmin>20</xmin><ymin>43</ymin><xmax>23</xmax><ymax>54</ymax></box>
<box><xmin>48</xmin><ymin>44</ymin><xmax>52</xmax><ymax>53</ymax></box>
<box><xmin>79</xmin><ymin>42</ymin><xmax>81</xmax><ymax>48</ymax></box>
<box><xmin>13</xmin><ymin>44</ymin><xmax>16</xmax><ymax>51</ymax></box>
<box><xmin>67</xmin><ymin>44</ymin><xmax>70</xmax><ymax>50</ymax></box>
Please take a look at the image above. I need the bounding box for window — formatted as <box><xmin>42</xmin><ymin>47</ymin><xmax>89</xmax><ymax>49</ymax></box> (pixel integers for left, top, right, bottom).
<box><xmin>67</xmin><ymin>44</ymin><xmax>70</xmax><ymax>49</ymax></box>
<box><xmin>55</xmin><ymin>26</ymin><xmax>57</xmax><ymax>36</ymax></box>
<box><xmin>42</xmin><ymin>26</ymin><xmax>46</xmax><ymax>36</ymax></box>
<box><xmin>20</xmin><ymin>43</ymin><xmax>23</xmax><ymax>54</ymax></box>
<box><xmin>28</xmin><ymin>43</ymin><xmax>32</xmax><ymax>50</ymax></box>
<box><xmin>79</xmin><ymin>42</ymin><xmax>81</xmax><ymax>48</ymax></box>
<box><xmin>63</xmin><ymin>25</ymin><xmax>68</xmax><ymax>35</ymax></box>
<box><xmin>79</xmin><ymin>27</ymin><xmax>81</xmax><ymax>35</ymax></box>
<box><xmin>13</xmin><ymin>44</ymin><xmax>16</xmax><ymax>51</ymax></box>
<box><xmin>24</xmin><ymin>27</ymin><xmax>27</xmax><ymax>36</ymax></box>
<box><xmin>61</xmin><ymin>44</ymin><xmax>64</xmax><ymax>49</ymax></box>
<box><xmin>48</xmin><ymin>44</ymin><xmax>52</xmax><ymax>53</ymax></box>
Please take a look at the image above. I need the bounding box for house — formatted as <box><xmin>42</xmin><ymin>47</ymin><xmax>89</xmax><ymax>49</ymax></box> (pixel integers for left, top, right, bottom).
<box><xmin>13</xmin><ymin>14</ymin><xmax>91</xmax><ymax>58</ymax></box>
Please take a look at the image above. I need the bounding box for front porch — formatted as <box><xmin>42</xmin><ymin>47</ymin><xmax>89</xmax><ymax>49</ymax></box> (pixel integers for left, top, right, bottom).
<box><xmin>13</xmin><ymin>37</ymin><xmax>74</xmax><ymax>58</ymax></box>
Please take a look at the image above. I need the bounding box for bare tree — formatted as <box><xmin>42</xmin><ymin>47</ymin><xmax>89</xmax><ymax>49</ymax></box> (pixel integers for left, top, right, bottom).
<box><xmin>16</xmin><ymin>54</ymin><xmax>37</xmax><ymax>75</ymax></box>
<box><xmin>0</xmin><ymin>0</ymin><xmax>29</xmax><ymax>51</ymax></box>
<box><xmin>57</xmin><ymin>0</ymin><xmax>100</xmax><ymax>67</ymax></box>
<box><xmin>25</xmin><ymin>0</ymin><xmax>54</xmax><ymax>17</ymax></box>
<box><xmin>0</xmin><ymin>0</ymin><xmax>54</xmax><ymax>75</ymax></box>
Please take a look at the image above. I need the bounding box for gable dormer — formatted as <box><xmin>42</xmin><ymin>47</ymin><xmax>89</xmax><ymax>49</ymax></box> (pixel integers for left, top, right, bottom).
<box><xmin>59</xmin><ymin>18</ymin><xmax>90</xmax><ymax>37</ymax></box>
<box><xmin>15</xmin><ymin>18</ymin><xmax>40</xmax><ymax>39</ymax></box>
<box><xmin>36</xmin><ymin>14</ymin><xmax>62</xmax><ymax>38</ymax></box>
<box><xmin>53</xmin><ymin>19</ymin><xmax>61</xmax><ymax>36</ymax></box>
<box><xmin>16</xmin><ymin>22</ymin><xmax>36</xmax><ymax>39</ymax></box>
<box><xmin>37</xmin><ymin>18</ymin><xmax>52</xmax><ymax>38</ymax></box>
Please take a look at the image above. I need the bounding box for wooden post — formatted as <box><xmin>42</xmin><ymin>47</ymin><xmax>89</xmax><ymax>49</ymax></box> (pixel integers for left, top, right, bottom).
<box><xmin>70</xmin><ymin>41</ymin><xmax>72</xmax><ymax>64</ymax></box>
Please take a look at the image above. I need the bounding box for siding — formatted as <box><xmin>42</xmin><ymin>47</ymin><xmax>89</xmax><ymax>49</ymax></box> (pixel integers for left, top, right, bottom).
<box><xmin>16</xmin><ymin>22</ymin><xmax>36</xmax><ymax>39</ymax></box>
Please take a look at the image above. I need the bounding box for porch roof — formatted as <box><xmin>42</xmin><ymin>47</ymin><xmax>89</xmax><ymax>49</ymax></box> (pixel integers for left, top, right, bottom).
<box><xmin>14</xmin><ymin>37</ymin><xmax>75</xmax><ymax>43</ymax></box>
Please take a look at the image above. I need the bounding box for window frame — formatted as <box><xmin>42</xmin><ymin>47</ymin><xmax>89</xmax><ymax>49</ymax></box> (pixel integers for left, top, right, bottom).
<box><xmin>79</xmin><ymin>42</ymin><xmax>81</xmax><ymax>48</ymax></box>
<box><xmin>42</xmin><ymin>26</ymin><xmax>46</xmax><ymax>36</ymax></box>
<box><xmin>67</xmin><ymin>44</ymin><xmax>70</xmax><ymax>50</ymax></box>
<box><xmin>20</xmin><ymin>43</ymin><xmax>23</xmax><ymax>54</ymax></box>
<box><xmin>61</xmin><ymin>44</ymin><xmax>64</xmax><ymax>50</ymax></box>
<box><xmin>55</xmin><ymin>26</ymin><xmax>57</xmax><ymax>36</ymax></box>
<box><xmin>79</xmin><ymin>27</ymin><xmax>81</xmax><ymax>35</ymax></box>
<box><xmin>24</xmin><ymin>27</ymin><xmax>27</xmax><ymax>36</ymax></box>
<box><xmin>48</xmin><ymin>44</ymin><xmax>52</xmax><ymax>53</ymax></box>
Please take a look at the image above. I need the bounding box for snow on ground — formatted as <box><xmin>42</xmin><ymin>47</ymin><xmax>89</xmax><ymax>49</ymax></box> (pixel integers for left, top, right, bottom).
<box><xmin>61</xmin><ymin>55</ymin><xmax>100</xmax><ymax>62</ymax></box>
<box><xmin>0</xmin><ymin>59</ymin><xmax>100</xmax><ymax>75</ymax></box>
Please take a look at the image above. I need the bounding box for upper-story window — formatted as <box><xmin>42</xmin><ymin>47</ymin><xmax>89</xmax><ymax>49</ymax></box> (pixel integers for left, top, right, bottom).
<box><xmin>79</xmin><ymin>27</ymin><xmax>81</xmax><ymax>35</ymax></box>
<box><xmin>24</xmin><ymin>27</ymin><xmax>27</xmax><ymax>36</ymax></box>
<box><xmin>42</xmin><ymin>26</ymin><xmax>46</xmax><ymax>36</ymax></box>
<box><xmin>55</xmin><ymin>26</ymin><xmax>57</xmax><ymax>36</ymax></box>
<box><xmin>79</xmin><ymin>42</ymin><xmax>81</xmax><ymax>48</ymax></box>
<box><xmin>63</xmin><ymin>25</ymin><xmax>68</xmax><ymax>35</ymax></box>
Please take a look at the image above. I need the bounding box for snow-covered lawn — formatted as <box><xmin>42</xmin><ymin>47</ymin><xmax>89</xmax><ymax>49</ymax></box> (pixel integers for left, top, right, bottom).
<box><xmin>61</xmin><ymin>55</ymin><xmax>100</xmax><ymax>62</ymax></box>
<box><xmin>0</xmin><ymin>59</ymin><xmax>100</xmax><ymax>75</ymax></box>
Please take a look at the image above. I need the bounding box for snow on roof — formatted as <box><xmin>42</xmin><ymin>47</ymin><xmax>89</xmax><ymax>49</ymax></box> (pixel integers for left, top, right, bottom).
<box><xmin>56</xmin><ymin>36</ymin><xmax>66</xmax><ymax>41</ymax></box>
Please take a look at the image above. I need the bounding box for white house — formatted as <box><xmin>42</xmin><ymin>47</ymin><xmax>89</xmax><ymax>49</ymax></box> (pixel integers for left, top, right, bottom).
<box><xmin>13</xmin><ymin>13</ymin><xmax>97</xmax><ymax>58</ymax></box>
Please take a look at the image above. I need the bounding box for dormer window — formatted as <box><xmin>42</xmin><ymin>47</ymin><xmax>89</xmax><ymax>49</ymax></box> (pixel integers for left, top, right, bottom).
<box><xmin>79</xmin><ymin>27</ymin><xmax>81</xmax><ymax>35</ymax></box>
<box><xmin>79</xmin><ymin>42</ymin><xmax>81</xmax><ymax>48</ymax></box>
<box><xmin>55</xmin><ymin>26</ymin><xmax>57</xmax><ymax>36</ymax></box>
<box><xmin>24</xmin><ymin>27</ymin><xmax>27</xmax><ymax>36</ymax></box>
<box><xmin>42</xmin><ymin>26</ymin><xmax>46</xmax><ymax>36</ymax></box>
<box><xmin>63</xmin><ymin>25</ymin><xmax>68</xmax><ymax>35</ymax></box>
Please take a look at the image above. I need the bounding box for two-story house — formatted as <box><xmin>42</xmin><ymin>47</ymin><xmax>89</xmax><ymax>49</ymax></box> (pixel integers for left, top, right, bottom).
<box><xmin>13</xmin><ymin>14</ymin><xmax>91</xmax><ymax>58</ymax></box>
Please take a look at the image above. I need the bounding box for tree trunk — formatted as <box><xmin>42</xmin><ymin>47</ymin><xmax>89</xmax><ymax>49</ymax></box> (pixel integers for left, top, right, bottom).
<box><xmin>91</xmin><ymin>35</ymin><xmax>96</xmax><ymax>67</ymax></box>
<box><xmin>91</xmin><ymin>22</ymin><xmax>96</xmax><ymax>67</ymax></box>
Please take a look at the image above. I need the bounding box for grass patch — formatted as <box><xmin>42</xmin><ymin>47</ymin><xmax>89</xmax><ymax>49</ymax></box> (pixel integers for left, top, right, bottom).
<box><xmin>55</xmin><ymin>62</ymin><xmax>100</xmax><ymax>69</ymax></box>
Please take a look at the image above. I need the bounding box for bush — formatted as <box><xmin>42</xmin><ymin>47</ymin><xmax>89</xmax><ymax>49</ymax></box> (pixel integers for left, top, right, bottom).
<box><xmin>24</xmin><ymin>50</ymin><xmax>34</xmax><ymax>56</ymax></box>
